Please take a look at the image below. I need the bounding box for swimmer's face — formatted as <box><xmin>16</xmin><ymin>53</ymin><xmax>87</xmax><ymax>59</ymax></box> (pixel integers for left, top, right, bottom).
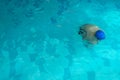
<box><xmin>78</xmin><ymin>28</ymin><xmax>87</xmax><ymax>39</ymax></box>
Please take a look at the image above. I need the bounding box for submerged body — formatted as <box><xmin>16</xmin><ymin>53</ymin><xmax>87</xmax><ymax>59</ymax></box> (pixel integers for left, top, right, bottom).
<box><xmin>78</xmin><ymin>24</ymin><xmax>105</xmax><ymax>45</ymax></box>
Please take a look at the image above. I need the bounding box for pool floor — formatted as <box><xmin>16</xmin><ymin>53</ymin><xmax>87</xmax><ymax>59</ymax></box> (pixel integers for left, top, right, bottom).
<box><xmin>0</xmin><ymin>0</ymin><xmax>120</xmax><ymax>80</ymax></box>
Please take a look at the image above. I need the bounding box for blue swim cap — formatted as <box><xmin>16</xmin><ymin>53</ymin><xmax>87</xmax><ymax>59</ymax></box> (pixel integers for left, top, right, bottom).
<box><xmin>95</xmin><ymin>30</ymin><xmax>105</xmax><ymax>40</ymax></box>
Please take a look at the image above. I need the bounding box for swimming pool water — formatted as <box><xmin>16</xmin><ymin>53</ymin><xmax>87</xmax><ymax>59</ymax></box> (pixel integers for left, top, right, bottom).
<box><xmin>0</xmin><ymin>0</ymin><xmax>120</xmax><ymax>80</ymax></box>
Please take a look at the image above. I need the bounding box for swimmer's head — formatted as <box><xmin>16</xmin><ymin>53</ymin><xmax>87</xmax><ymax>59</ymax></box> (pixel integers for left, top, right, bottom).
<box><xmin>95</xmin><ymin>30</ymin><xmax>105</xmax><ymax>40</ymax></box>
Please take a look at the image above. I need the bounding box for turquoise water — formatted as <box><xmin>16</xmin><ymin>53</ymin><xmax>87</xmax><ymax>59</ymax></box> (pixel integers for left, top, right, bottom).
<box><xmin>0</xmin><ymin>0</ymin><xmax>120</xmax><ymax>80</ymax></box>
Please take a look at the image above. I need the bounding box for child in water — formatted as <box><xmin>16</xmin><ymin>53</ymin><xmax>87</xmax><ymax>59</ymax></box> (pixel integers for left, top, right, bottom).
<box><xmin>78</xmin><ymin>24</ymin><xmax>105</xmax><ymax>45</ymax></box>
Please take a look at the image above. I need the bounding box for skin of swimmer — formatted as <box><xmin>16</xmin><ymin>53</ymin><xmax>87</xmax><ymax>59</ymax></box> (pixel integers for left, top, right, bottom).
<box><xmin>79</xmin><ymin>24</ymin><xmax>103</xmax><ymax>45</ymax></box>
